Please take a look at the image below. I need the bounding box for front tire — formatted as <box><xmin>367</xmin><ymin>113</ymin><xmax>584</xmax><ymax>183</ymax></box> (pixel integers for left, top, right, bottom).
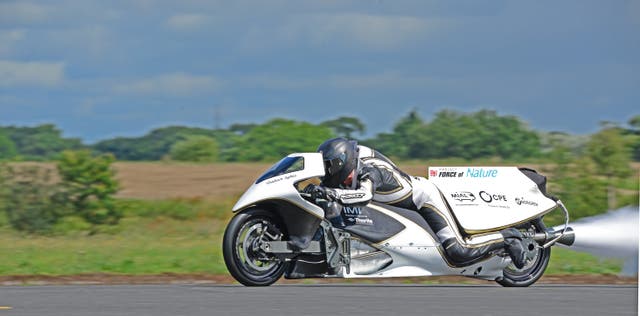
<box><xmin>497</xmin><ymin>220</ymin><xmax>551</xmax><ymax>287</ymax></box>
<box><xmin>223</xmin><ymin>209</ymin><xmax>286</xmax><ymax>286</ymax></box>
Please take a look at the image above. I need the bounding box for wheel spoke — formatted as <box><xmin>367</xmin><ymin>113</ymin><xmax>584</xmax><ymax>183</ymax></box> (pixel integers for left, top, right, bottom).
<box><xmin>234</xmin><ymin>218</ymin><xmax>283</xmax><ymax>274</ymax></box>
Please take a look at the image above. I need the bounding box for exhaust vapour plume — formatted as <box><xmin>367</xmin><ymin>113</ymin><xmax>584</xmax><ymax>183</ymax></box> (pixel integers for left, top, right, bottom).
<box><xmin>566</xmin><ymin>206</ymin><xmax>639</xmax><ymax>276</ymax></box>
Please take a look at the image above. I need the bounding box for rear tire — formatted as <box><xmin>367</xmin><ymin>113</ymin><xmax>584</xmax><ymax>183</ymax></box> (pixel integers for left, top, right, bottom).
<box><xmin>223</xmin><ymin>209</ymin><xmax>287</xmax><ymax>286</ymax></box>
<box><xmin>497</xmin><ymin>220</ymin><xmax>550</xmax><ymax>287</ymax></box>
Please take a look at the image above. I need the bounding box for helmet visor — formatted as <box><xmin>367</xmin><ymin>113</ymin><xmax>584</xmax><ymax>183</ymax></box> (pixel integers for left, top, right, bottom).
<box><xmin>323</xmin><ymin>152</ymin><xmax>346</xmax><ymax>176</ymax></box>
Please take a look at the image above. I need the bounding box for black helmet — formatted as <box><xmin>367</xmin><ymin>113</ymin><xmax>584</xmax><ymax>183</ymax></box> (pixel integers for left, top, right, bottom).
<box><xmin>317</xmin><ymin>137</ymin><xmax>358</xmax><ymax>187</ymax></box>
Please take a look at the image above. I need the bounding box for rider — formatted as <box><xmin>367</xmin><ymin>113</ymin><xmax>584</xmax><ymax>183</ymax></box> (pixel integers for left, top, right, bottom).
<box><xmin>305</xmin><ymin>137</ymin><xmax>528</xmax><ymax>269</ymax></box>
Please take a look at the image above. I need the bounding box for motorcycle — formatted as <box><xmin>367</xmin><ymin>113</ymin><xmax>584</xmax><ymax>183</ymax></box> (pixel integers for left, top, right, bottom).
<box><xmin>222</xmin><ymin>153</ymin><xmax>575</xmax><ymax>287</ymax></box>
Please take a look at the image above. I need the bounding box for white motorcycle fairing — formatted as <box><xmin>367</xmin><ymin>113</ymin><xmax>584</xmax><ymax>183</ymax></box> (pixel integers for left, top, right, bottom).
<box><xmin>232</xmin><ymin>153</ymin><xmax>326</xmax><ymax>219</ymax></box>
<box><xmin>428</xmin><ymin>167</ymin><xmax>557</xmax><ymax>233</ymax></box>
<box><xmin>225</xmin><ymin>152</ymin><xmax>573</xmax><ymax>286</ymax></box>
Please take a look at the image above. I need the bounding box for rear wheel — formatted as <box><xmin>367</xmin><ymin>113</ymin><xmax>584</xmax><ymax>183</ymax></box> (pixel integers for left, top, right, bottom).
<box><xmin>223</xmin><ymin>209</ymin><xmax>286</xmax><ymax>286</ymax></box>
<box><xmin>497</xmin><ymin>219</ymin><xmax>551</xmax><ymax>287</ymax></box>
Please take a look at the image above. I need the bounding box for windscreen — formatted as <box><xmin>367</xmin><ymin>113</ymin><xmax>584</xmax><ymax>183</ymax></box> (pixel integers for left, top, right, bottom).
<box><xmin>255</xmin><ymin>156</ymin><xmax>305</xmax><ymax>184</ymax></box>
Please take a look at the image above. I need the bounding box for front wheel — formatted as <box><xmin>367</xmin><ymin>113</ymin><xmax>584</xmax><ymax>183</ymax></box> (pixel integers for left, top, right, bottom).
<box><xmin>497</xmin><ymin>219</ymin><xmax>551</xmax><ymax>287</ymax></box>
<box><xmin>223</xmin><ymin>209</ymin><xmax>287</xmax><ymax>286</ymax></box>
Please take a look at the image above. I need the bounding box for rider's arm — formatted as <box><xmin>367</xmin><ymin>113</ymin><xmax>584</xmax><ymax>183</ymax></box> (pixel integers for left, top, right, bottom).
<box><xmin>326</xmin><ymin>166</ymin><xmax>381</xmax><ymax>205</ymax></box>
<box><xmin>328</xmin><ymin>178</ymin><xmax>374</xmax><ymax>205</ymax></box>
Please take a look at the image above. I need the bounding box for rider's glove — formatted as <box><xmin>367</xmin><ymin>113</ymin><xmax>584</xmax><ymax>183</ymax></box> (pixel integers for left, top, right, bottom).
<box><xmin>303</xmin><ymin>184</ymin><xmax>336</xmax><ymax>201</ymax></box>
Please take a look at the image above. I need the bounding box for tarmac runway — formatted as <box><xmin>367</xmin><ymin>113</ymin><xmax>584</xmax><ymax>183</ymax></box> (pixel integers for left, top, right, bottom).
<box><xmin>0</xmin><ymin>284</ymin><xmax>637</xmax><ymax>316</ymax></box>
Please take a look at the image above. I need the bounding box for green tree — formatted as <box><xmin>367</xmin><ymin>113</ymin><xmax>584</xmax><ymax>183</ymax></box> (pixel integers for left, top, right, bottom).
<box><xmin>231</xmin><ymin>119</ymin><xmax>334</xmax><ymax>161</ymax></box>
<box><xmin>0</xmin><ymin>133</ymin><xmax>17</xmax><ymax>160</ymax></box>
<box><xmin>1</xmin><ymin>124</ymin><xmax>83</xmax><ymax>160</ymax></box>
<box><xmin>409</xmin><ymin>109</ymin><xmax>540</xmax><ymax>160</ymax></box>
<box><xmin>0</xmin><ymin>165</ymin><xmax>64</xmax><ymax>233</ymax></box>
<box><xmin>367</xmin><ymin>110</ymin><xmax>424</xmax><ymax>158</ymax></box>
<box><xmin>229</xmin><ymin>123</ymin><xmax>258</xmax><ymax>135</ymax></box>
<box><xmin>626</xmin><ymin>114</ymin><xmax>640</xmax><ymax>161</ymax></box>
<box><xmin>170</xmin><ymin>136</ymin><xmax>219</xmax><ymax>162</ymax></box>
<box><xmin>93</xmin><ymin>126</ymin><xmax>239</xmax><ymax>161</ymax></box>
<box><xmin>549</xmin><ymin>157</ymin><xmax>608</xmax><ymax>223</ymax></box>
<box><xmin>586</xmin><ymin>126</ymin><xmax>632</xmax><ymax>209</ymax></box>
<box><xmin>628</xmin><ymin>115</ymin><xmax>640</xmax><ymax>130</ymax></box>
<box><xmin>57</xmin><ymin>150</ymin><xmax>121</xmax><ymax>231</ymax></box>
<box><xmin>321</xmin><ymin>117</ymin><xmax>366</xmax><ymax>139</ymax></box>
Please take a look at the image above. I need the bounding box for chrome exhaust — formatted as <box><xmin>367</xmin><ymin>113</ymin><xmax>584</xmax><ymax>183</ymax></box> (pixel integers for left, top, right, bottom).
<box><xmin>523</xmin><ymin>200</ymin><xmax>575</xmax><ymax>248</ymax></box>
<box><xmin>527</xmin><ymin>226</ymin><xmax>575</xmax><ymax>247</ymax></box>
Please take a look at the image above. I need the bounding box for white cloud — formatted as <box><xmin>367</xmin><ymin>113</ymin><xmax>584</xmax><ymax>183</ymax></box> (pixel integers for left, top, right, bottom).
<box><xmin>166</xmin><ymin>13</ymin><xmax>210</xmax><ymax>30</ymax></box>
<box><xmin>240</xmin><ymin>72</ymin><xmax>443</xmax><ymax>90</ymax></box>
<box><xmin>0</xmin><ymin>29</ymin><xmax>26</xmax><ymax>56</ymax></box>
<box><xmin>241</xmin><ymin>13</ymin><xmax>444</xmax><ymax>52</ymax></box>
<box><xmin>0</xmin><ymin>60</ymin><xmax>65</xmax><ymax>87</ymax></box>
<box><xmin>114</xmin><ymin>73</ymin><xmax>221</xmax><ymax>96</ymax></box>
<box><xmin>47</xmin><ymin>26</ymin><xmax>113</xmax><ymax>59</ymax></box>
<box><xmin>306</xmin><ymin>13</ymin><xmax>431</xmax><ymax>49</ymax></box>
<box><xmin>0</xmin><ymin>2</ymin><xmax>52</xmax><ymax>25</ymax></box>
<box><xmin>250</xmin><ymin>13</ymin><xmax>437</xmax><ymax>51</ymax></box>
<box><xmin>327</xmin><ymin>72</ymin><xmax>424</xmax><ymax>88</ymax></box>
<box><xmin>240</xmin><ymin>74</ymin><xmax>318</xmax><ymax>90</ymax></box>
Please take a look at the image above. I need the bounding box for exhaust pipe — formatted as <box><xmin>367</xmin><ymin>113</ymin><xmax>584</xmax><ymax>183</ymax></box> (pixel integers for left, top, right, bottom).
<box><xmin>549</xmin><ymin>226</ymin><xmax>575</xmax><ymax>246</ymax></box>
<box><xmin>526</xmin><ymin>226</ymin><xmax>575</xmax><ymax>247</ymax></box>
<box><xmin>521</xmin><ymin>200</ymin><xmax>575</xmax><ymax>248</ymax></box>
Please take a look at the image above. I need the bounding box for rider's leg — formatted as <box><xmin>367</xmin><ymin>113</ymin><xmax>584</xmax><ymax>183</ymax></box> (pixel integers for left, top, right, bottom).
<box><xmin>410</xmin><ymin>177</ymin><xmax>527</xmax><ymax>268</ymax></box>
<box><xmin>500</xmin><ymin>227</ymin><xmax>528</xmax><ymax>269</ymax></box>
<box><xmin>418</xmin><ymin>206</ymin><xmax>504</xmax><ymax>266</ymax></box>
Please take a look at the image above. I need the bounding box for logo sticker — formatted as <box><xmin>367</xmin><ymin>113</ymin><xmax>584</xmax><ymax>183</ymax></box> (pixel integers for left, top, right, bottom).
<box><xmin>477</xmin><ymin>191</ymin><xmax>509</xmax><ymax>208</ymax></box>
<box><xmin>515</xmin><ymin>197</ymin><xmax>539</xmax><ymax>207</ymax></box>
<box><xmin>451</xmin><ymin>191</ymin><xmax>476</xmax><ymax>202</ymax></box>
<box><xmin>355</xmin><ymin>218</ymin><xmax>374</xmax><ymax>226</ymax></box>
<box><xmin>341</xmin><ymin>193</ymin><xmax>366</xmax><ymax>200</ymax></box>
<box><xmin>342</xmin><ymin>206</ymin><xmax>362</xmax><ymax>215</ymax></box>
<box><xmin>466</xmin><ymin>168</ymin><xmax>498</xmax><ymax>178</ymax></box>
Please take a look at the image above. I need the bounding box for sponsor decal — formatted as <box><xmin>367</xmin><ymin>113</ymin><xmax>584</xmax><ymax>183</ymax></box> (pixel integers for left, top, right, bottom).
<box><xmin>431</xmin><ymin>167</ymin><xmax>465</xmax><ymax>178</ymax></box>
<box><xmin>515</xmin><ymin>197</ymin><xmax>539</xmax><ymax>207</ymax></box>
<box><xmin>466</xmin><ymin>168</ymin><xmax>498</xmax><ymax>178</ymax></box>
<box><xmin>264</xmin><ymin>174</ymin><xmax>297</xmax><ymax>184</ymax></box>
<box><xmin>437</xmin><ymin>171</ymin><xmax>464</xmax><ymax>178</ymax></box>
<box><xmin>342</xmin><ymin>206</ymin><xmax>362</xmax><ymax>215</ymax></box>
<box><xmin>265</xmin><ymin>177</ymin><xmax>283</xmax><ymax>184</ymax></box>
<box><xmin>479</xmin><ymin>191</ymin><xmax>507</xmax><ymax>203</ymax></box>
<box><xmin>341</xmin><ymin>193</ymin><xmax>366</xmax><ymax>200</ymax></box>
<box><xmin>355</xmin><ymin>218</ymin><xmax>374</xmax><ymax>226</ymax></box>
<box><xmin>342</xmin><ymin>206</ymin><xmax>374</xmax><ymax>226</ymax></box>
<box><xmin>451</xmin><ymin>191</ymin><xmax>476</xmax><ymax>202</ymax></box>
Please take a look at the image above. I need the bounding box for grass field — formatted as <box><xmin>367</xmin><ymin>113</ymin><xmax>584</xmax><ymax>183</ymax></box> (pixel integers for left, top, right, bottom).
<box><xmin>0</xmin><ymin>161</ymin><xmax>635</xmax><ymax>278</ymax></box>
<box><xmin>0</xmin><ymin>215</ymin><xmax>624</xmax><ymax>277</ymax></box>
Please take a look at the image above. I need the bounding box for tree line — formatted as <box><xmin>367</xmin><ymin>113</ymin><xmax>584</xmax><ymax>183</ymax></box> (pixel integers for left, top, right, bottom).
<box><xmin>1</xmin><ymin>109</ymin><xmax>639</xmax><ymax>163</ymax></box>
<box><xmin>0</xmin><ymin>109</ymin><xmax>638</xmax><ymax>233</ymax></box>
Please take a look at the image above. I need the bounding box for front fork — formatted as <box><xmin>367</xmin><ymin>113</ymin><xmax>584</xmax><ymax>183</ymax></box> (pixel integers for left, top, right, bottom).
<box><xmin>259</xmin><ymin>220</ymin><xmax>351</xmax><ymax>275</ymax></box>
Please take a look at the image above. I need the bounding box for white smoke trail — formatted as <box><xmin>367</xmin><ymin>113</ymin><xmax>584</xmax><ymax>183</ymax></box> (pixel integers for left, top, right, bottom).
<box><xmin>565</xmin><ymin>206</ymin><xmax>639</xmax><ymax>276</ymax></box>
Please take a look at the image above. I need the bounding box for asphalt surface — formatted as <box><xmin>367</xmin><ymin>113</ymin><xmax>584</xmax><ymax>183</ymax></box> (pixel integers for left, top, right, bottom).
<box><xmin>0</xmin><ymin>284</ymin><xmax>637</xmax><ymax>316</ymax></box>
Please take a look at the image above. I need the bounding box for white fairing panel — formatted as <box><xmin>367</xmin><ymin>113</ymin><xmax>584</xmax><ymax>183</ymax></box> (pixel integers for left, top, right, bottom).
<box><xmin>428</xmin><ymin>167</ymin><xmax>556</xmax><ymax>233</ymax></box>
<box><xmin>342</xmin><ymin>203</ymin><xmax>509</xmax><ymax>280</ymax></box>
<box><xmin>232</xmin><ymin>153</ymin><xmax>326</xmax><ymax>218</ymax></box>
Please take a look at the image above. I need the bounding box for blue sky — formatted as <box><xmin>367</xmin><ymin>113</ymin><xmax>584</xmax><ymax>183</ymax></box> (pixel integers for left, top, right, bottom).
<box><xmin>0</xmin><ymin>0</ymin><xmax>638</xmax><ymax>143</ymax></box>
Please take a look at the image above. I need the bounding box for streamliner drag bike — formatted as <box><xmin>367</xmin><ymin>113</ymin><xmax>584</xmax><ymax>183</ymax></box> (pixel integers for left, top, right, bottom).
<box><xmin>223</xmin><ymin>153</ymin><xmax>575</xmax><ymax>287</ymax></box>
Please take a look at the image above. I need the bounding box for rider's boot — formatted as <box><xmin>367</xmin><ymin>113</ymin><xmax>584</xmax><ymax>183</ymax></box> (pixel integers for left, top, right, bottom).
<box><xmin>441</xmin><ymin>237</ymin><xmax>504</xmax><ymax>266</ymax></box>
<box><xmin>500</xmin><ymin>228</ymin><xmax>527</xmax><ymax>269</ymax></box>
